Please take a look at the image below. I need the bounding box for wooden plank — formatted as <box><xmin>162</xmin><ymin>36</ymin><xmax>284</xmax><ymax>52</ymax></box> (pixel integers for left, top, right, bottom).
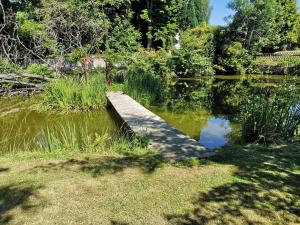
<box><xmin>107</xmin><ymin>92</ymin><xmax>213</xmax><ymax>161</ymax></box>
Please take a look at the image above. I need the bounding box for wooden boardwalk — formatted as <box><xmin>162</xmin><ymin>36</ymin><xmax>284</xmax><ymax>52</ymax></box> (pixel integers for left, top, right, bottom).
<box><xmin>107</xmin><ymin>92</ymin><xmax>213</xmax><ymax>161</ymax></box>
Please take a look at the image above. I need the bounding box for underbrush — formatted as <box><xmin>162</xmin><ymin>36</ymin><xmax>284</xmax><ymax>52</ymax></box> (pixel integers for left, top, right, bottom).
<box><xmin>26</xmin><ymin>63</ymin><xmax>56</xmax><ymax>77</ymax></box>
<box><xmin>0</xmin><ymin>56</ymin><xmax>22</xmax><ymax>73</ymax></box>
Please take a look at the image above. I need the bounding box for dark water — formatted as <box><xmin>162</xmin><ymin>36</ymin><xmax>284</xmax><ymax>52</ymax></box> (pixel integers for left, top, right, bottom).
<box><xmin>0</xmin><ymin>97</ymin><xmax>118</xmax><ymax>153</ymax></box>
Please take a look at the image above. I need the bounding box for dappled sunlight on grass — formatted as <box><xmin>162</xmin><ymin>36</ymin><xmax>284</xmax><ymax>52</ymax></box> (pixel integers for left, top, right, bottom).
<box><xmin>0</xmin><ymin>142</ymin><xmax>299</xmax><ymax>224</ymax></box>
<box><xmin>0</xmin><ymin>182</ymin><xmax>44</xmax><ymax>225</ymax></box>
<box><xmin>166</xmin><ymin>142</ymin><xmax>300</xmax><ymax>224</ymax></box>
<box><xmin>28</xmin><ymin>153</ymin><xmax>166</xmax><ymax>177</ymax></box>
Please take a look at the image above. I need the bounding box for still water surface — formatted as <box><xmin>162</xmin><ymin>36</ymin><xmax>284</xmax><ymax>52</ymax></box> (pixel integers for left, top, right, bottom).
<box><xmin>0</xmin><ymin>75</ymin><xmax>297</xmax><ymax>152</ymax></box>
<box><xmin>0</xmin><ymin>97</ymin><xmax>118</xmax><ymax>153</ymax></box>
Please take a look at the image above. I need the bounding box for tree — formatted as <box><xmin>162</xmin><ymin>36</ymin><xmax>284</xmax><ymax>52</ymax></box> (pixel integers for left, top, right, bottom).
<box><xmin>182</xmin><ymin>0</ymin><xmax>211</xmax><ymax>28</ymax></box>
<box><xmin>136</xmin><ymin>0</ymin><xmax>183</xmax><ymax>48</ymax></box>
<box><xmin>227</xmin><ymin>0</ymin><xmax>300</xmax><ymax>53</ymax></box>
<box><xmin>227</xmin><ymin>0</ymin><xmax>281</xmax><ymax>53</ymax></box>
<box><xmin>275</xmin><ymin>0</ymin><xmax>299</xmax><ymax>50</ymax></box>
<box><xmin>1</xmin><ymin>0</ymin><xmax>141</xmax><ymax>66</ymax></box>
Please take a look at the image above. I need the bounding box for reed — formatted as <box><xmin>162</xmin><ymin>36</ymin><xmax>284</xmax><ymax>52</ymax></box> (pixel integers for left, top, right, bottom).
<box><xmin>123</xmin><ymin>71</ymin><xmax>166</xmax><ymax>105</ymax></box>
<box><xmin>0</xmin><ymin>123</ymin><xmax>149</xmax><ymax>156</ymax></box>
<box><xmin>241</xmin><ymin>95</ymin><xmax>300</xmax><ymax>143</ymax></box>
<box><xmin>41</xmin><ymin>72</ymin><xmax>108</xmax><ymax>111</ymax></box>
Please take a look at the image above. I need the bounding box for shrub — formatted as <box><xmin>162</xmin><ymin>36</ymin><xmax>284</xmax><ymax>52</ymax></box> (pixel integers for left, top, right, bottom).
<box><xmin>169</xmin><ymin>49</ymin><xmax>214</xmax><ymax>77</ymax></box>
<box><xmin>220</xmin><ymin>42</ymin><xmax>254</xmax><ymax>75</ymax></box>
<box><xmin>26</xmin><ymin>63</ymin><xmax>55</xmax><ymax>77</ymax></box>
<box><xmin>180</xmin><ymin>23</ymin><xmax>215</xmax><ymax>58</ymax></box>
<box><xmin>41</xmin><ymin>72</ymin><xmax>107</xmax><ymax>111</ymax></box>
<box><xmin>169</xmin><ymin>23</ymin><xmax>215</xmax><ymax>77</ymax></box>
<box><xmin>123</xmin><ymin>49</ymin><xmax>171</xmax><ymax>105</ymax></box>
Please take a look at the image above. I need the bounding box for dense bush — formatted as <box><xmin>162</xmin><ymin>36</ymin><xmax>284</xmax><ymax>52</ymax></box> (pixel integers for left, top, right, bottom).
<box><xmin>169</xmin><ymin>50</ymin><xmax>214</xmax><ymax>77</ymax></box>
<box><xmin>169</xmin><ymin>23</ymin><xmax>215</xmax><ymax>77</ymax></box>
<box><xmin>123</xmin><ymin>49</ymin><xmax>171</xmax><ymax>105</ymax></box>
<box><xmin>220</xmin><ymin>42</ymin><xmax>255</xmax><ymax>75</ymax></box>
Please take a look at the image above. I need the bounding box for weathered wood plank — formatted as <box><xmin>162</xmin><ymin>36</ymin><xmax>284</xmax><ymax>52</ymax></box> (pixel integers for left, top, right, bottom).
<box><xmin>107</xmin><ymin>92</ymin><xmax>213</xmax><ymax>161</ymax></box>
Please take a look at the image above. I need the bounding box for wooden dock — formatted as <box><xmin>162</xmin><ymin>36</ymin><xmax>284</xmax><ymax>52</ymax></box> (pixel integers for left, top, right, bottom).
<box><xmin>107</xmin><ymin>92</ymin><xmax>213</xmax><ymax>161</ymax></box>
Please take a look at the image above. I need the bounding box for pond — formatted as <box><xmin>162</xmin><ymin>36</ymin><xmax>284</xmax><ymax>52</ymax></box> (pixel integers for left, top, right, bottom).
<box><xmin>150</xmin><ymin>74</ymin><xmax>300</xmax><ymax>149</ymax></box>
<box><xmin>0</xmin><ymin>75</ymin><xmax>298</xmax><ymax>153</ymax></box>
<box><xmin>0</xmin><ymin>97</ymin><xmax>119</xmax><ymax>153</ymax></box>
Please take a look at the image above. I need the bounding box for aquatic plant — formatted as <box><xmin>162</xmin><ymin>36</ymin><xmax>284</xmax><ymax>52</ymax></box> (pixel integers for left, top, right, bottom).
<box><xmin>123</xmin><ymin>49</ymin><xmax>170</xmax><ymax>105</ymax></box>
<box><xmin>37</xmin><ymin>125</ymin><xmax>149</xmax><ymax>155</ymax></box>
<box><xmin>241</xmin><ymin>94</ymin><xmax>300</xmax><ymax>143</ymax></box>
<box><xmin>41</xmin><ymin>72</ymin><xmax>108</xmax><ymax>111</ymax></box>
<box><xmin>2</xmin><ymin>122</ymin><xmax>149</xmax><ymax>156</ymax></box>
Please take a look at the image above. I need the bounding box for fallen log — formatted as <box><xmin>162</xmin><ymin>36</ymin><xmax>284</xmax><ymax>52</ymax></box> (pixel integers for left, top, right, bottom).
<box><xmin>0</xmin><ymin>87</ymin><xmax>42</xmax><ymax>96</ymax></box>
<box><xmin>0</xmin><ymin>73</ymin><xmax>55</xmax><ymax>82</ymax></box>
<box><xmin>0</xmin><ymin>79</ymin><xmax>43</xmax><ymax>89</ymax></box>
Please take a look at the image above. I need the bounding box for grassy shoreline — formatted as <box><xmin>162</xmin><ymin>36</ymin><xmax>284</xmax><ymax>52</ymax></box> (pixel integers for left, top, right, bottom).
<box><xmin>0</xmin><ymin>142</ymin><xmax>299</xmax><ymax>225</ymax></box>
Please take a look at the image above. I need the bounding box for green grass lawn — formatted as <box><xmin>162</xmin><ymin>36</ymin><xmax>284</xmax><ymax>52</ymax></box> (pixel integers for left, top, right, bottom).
<box><xmin>0</xmin><ymin>142</ymin><xmax>299</xmax><ymax>225</ymax></box>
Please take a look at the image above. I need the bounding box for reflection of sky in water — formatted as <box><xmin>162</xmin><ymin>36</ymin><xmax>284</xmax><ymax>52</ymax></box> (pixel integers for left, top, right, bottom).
<box><xmin>199</xmin><ymin>117</ymin><xmax>232</xmax><ymax>149</ymax></box>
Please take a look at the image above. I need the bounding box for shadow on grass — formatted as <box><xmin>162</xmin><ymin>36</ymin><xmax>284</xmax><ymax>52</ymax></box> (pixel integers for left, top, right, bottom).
<box><xmin>0</xmin><ymin>167</ymin><xmax>9</xmax><ymax>173</ymax></box>
<box><xmin>0</xmin><ymin>183</ymin><xmax>42</xmax><ymax>224</ymax></box>
<box><xmin>30</xmin><ymin>153</ymin><xmax>166</xmax><ymax>177</ymax></box>
<box><xmin>166</xmin><ymin>143</ymin><xmax>300</xmax><ymax>224</ymax></box>
<box><xmin>111</xmin><ymin>220</ymin><xmax>129</xmax><ymax>225</ymax></box>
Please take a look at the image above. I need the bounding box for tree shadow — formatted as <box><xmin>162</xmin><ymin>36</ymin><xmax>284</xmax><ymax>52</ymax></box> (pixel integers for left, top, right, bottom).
<box><xmin>0</xmin><ymin>183</ymin><xmax>42</xmax><ymax>224</ymax></box>
<box><xmin>111</xmin><ymin>220</ymin><xmax>129</xmax><ymax>225</ymax></box>
<box><xmin>0</xmin><ymin>167</ymin><xmax>9</xmax><ymax>173</ymax></box>
<box><xmin>29</xmin><ymin>153</ymin><xmax>167</xmax><ymax>177</ymax></box>
<box><xmin>166</xmin><ymin>143</ymin><xmax>300</xmax><ymax>224</ymax></box>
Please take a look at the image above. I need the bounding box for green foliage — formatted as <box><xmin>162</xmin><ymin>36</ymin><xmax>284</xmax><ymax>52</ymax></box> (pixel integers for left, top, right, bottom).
<box><xmin>227</xmin><ymin>0</ymin><xmax>300</xmax><ymax>53</ymax></box>
<box><xmin>220</xmin><ymin>42</ymin><xmax>254</xmax><ymax>74</ymax></box>
<box><xmin>181</xmin><ymin>23</ymin><xmax>214</xmax><ymax>57</ymax></box>
<box><xmin>169</xmin><ymin>23</ymin><xmax>215</xmax><ymax>77</ymax></box>
<box><xmin>182</xmin><ymin>0</ymin><xmax>211</xmax><ymax>28</ymax></box>
<box><xmin>0</xmin><ymin>57</ymin><xmax>22</xmax><ymax>73</ymax></box>
<box><xmin>240</xmin><ymin>85</ymin><xmax>300</xmax><ymax>143</ymax></box>
<box><xmin>105</xmin><ymin>14</ymin><xmax>141</xmax><ymax>54</ymax></box>
<box><xmin>41</xmin><ymin>72</ymin><xmax>108</xmax><ymax>111</ymax></box>
<box><xmin>169</xmin><ymin>50</ymin><xmax>214</xmax><ymax>77</ymax></box>
<box><xmin>67</xmin><ymin>48</ymin><xmax>88</xmax><ymax>63</ymax></box>
<box><xmin>26</xmin><ymin>64</ymin><xmax>55</xmax><ymax>77</ymax></box>
<box><xmin>8</xmin><ymin>0</ymin><xmax>140</xmax><ymax>61</ymax></box>
<box><xmin>227</xmin><ymin>0</ymin><xmax>281</xmax><ymax>53</ymax></box>
<box><xmin>274</xmin><ymin>0</ymin><xmax>300</xmax><ymax>50</ymax></box>
<box><xmin>123</xmin><ymin>49</ymin><xmax>171</xmax><ymax>105</ymax></box>
<box><xmin>137</xmin><ymin>0</ymin><xmax>184</xmax><ymax>48</ymax></box>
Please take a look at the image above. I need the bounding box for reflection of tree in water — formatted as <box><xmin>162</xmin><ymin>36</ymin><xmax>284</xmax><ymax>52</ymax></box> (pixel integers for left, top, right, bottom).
<box><xmin>167</xmin><ymin>78</ymin><xmax>214</xmax><ymax>112</ymax></box>
<box><xmin>149</xmin><ymin>106</ymin><xmax>210</xmax><ymax>141</ymax></box>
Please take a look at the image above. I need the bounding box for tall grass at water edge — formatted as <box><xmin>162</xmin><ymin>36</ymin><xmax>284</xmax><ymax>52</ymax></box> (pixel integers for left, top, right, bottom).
<box><xmin>241</xmin><ymin>95</ymin><xmax>300</xmax><ymax>143</ymax></box>
<box><xmin>2</xmin><ymin>123</ymin><xmax>149</xmax><ymax>156</ymax></box>
<box><xmin>40</xmin><ymin>73</ymin><xmax>108</xmax><ymax>111</ymax></box>
<box><xmin>123</xmin><ymin>71</ymin><xmax>167</xmax><ymax>106</ymax></box>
